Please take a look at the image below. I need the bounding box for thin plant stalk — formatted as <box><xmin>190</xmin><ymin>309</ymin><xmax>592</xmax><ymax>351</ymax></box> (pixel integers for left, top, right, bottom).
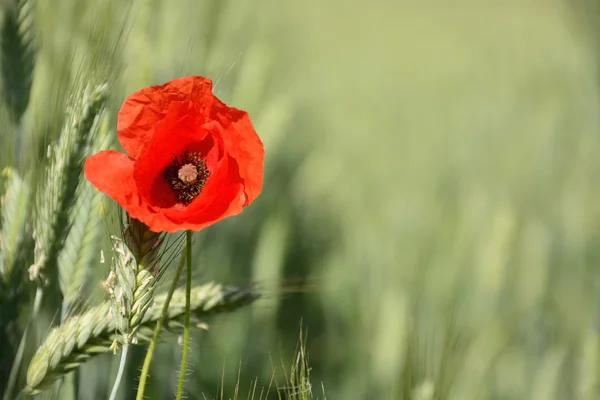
<box><xmin>176</xmin><ymin>231</ymin><xmax>193</xmax><ymax>400</ymax></box>
<box><xmin>108</xmin><ymin>344</ymin><xmax>129</xmax><ymax>400</ymax></box>
<box><xmin>3</xmin><ymin>286</ymin><xmax>43</xmax><ymax>400</ymax></box>
<box><xmin>135</xmin><ymin>246</ymin><xmax>187</xmax><ymax>400</ymax></box>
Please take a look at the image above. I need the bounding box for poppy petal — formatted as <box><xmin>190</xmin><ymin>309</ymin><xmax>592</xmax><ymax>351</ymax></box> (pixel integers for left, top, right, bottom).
<box><xmin>210</xmin><ymin>102</ymin><xmax>264</xmax><ymax>205</ymax></box>
<box><xmin>84</xmin><ymin>150</ymin><xmax>144</xmax><ymax>215</ymax></box>
<box><xmin>117</xmin><ymin>76</ymin><xmax>214</xmax><ymax>159</ymax></box>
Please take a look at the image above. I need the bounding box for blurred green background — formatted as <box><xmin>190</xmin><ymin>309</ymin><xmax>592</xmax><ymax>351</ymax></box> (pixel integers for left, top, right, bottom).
<box><xmin>5</xmin><ymin>0</ymin><xmax>600</xmax><ymax>399</ymax></box>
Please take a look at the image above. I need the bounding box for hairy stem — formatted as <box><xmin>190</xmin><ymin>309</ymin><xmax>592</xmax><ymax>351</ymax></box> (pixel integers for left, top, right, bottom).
<box><xmin>135</xmin><ymin>247</ymin><xmax>187</xmax><ymax>400</ymax></box>
<box><xmin>176</xmin><ymin>231</ymin><xmax>193</xmax><ymax>400</ymax></box>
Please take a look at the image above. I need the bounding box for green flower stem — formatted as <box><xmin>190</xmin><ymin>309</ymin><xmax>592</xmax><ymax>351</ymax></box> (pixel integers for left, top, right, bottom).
<box><xmin>176</xmin><ymin>231</ymin><xmax>193</xmax><ymax>400</ymax></box>
<box><xmin>135</xmin><ymin>245</ymin><xmax>187</xmax><ymax>400</ymax></box>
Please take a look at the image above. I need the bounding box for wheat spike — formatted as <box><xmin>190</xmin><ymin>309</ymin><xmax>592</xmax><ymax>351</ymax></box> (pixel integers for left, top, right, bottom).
<box><xmin>58</xmin><ymin>113</ymin><xmax>112</xmax><ymax>309</ymax></box>
<box><xmin>0</xmin><ymin>167</ymin><xmax>33</xmax><ymax>387</ymax></box>
<box><xmin>25</xmin><ymin>281</ymin><xmax>259</xmax><ymax>395</ymax></box>
<box><xmin>105</xmin><ymin>237</ymin><xmax>157</xmax><ymax>344</ymax></box>
<box><xmin>57</xmin><ymin>183</ymin><xmax>103</xmax><ymax>307</ymax></box>
<box><xmin>102</xmin><ymin>217</ymin><xmax>165</xmax><ymax>345</ymax></box>
<box><xmin>30</xmin><ymin>82</ymin><xmax>108</xmax><ymax>285</ymax></box>
<box><xmin>122</xmin><ymin>216</ymin><xmax>164</xmax><ymax>272</ymax></box>
<box><xmin>0</xmin><ymin>0</ymin><xmax>35</xmax><ymax>123</ymax></box>
<box><xmin>0</xmin><ymin>167</ymin><xmax>31</xmax><ymax>283</ymax></box>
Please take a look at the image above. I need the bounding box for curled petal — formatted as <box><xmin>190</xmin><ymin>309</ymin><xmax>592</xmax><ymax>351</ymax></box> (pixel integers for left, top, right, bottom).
<box><xmin>117</xmin><ymin>76</ymin><xmax>214</xmax><ymax>158</ymax></box>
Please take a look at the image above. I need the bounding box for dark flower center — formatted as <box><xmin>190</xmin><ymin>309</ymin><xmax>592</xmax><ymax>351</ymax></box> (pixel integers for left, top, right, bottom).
<box><xmin>163</xmin><ymin>151</ymin><xmax>210</xmax><ymax>204</ymax></box>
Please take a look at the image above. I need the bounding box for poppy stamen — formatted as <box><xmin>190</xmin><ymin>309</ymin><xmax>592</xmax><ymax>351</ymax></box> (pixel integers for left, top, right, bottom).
<box><xmin>163</xmin><ymin>151</ymin><xmax>210</xmax><ymax>204</ymax></box>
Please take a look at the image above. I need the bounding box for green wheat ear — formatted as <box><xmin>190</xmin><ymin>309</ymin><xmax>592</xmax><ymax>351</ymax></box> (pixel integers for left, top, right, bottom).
<box><xmin>58</xmin><ymin>113</ymin><xmax>112</xmax><ymax>311</ymax></box>
<box><xmin>0</xmin><ymin>0</ymin><xmax>35</xmax><ymax>123</ymax></box>
<box><xmin>30</xmin><ymin>82</ymin><xmax>108</xmax><ymax>286</ymax></box>
<box><xmin>0</xmin><ymin>167</ymin><xmax>33</xmax><ymax>386</ymax></box>
<box><xmin>0</xmin><ymin>167</ymin><xmax>32</xmax><ymax>284</ymax></box>
<box><xmin>24</xmin><ymin>282</ymin><xmax>260</xmax><ymax>395</ymax></box>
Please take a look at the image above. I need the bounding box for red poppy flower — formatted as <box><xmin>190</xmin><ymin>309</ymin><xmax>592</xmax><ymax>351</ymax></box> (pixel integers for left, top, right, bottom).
<box><xmin>84</xmin><ymin>76</ymin><xmax>264</xmax><ymax>233</ymax></box>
